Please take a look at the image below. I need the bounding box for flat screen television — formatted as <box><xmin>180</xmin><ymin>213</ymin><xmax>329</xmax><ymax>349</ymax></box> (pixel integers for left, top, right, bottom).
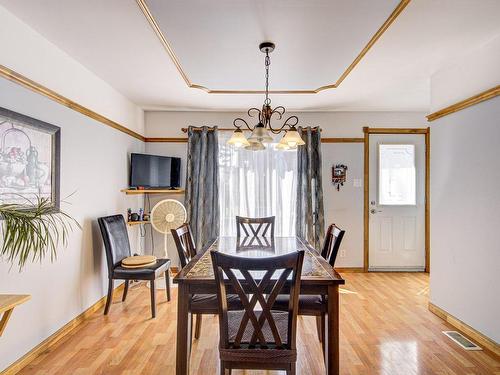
<box><xmin>130</xmin><ymin>153</ymin><xmax>181</xmax><ymax>188</ymax></box>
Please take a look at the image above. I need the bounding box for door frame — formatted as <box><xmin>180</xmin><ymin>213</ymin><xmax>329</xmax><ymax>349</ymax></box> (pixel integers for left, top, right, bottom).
<box><xmin>363</xmin><ymin>127</ymin><xmax>430</xmax><ymax>272</ymax></box>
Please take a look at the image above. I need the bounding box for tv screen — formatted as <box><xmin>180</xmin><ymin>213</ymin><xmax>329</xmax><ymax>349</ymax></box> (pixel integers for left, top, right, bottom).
<box><xmin>130</xmin><ymin>153</ymin><xmax>181</xmax><ymax>188</ymax></box>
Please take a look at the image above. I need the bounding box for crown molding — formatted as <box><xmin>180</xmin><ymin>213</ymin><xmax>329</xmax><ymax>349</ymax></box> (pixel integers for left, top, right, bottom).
<box><xmin>427</xmin><ymin>85</ymin><xmax>500</xmax><ymax>121</ymax></box>
<box><xmin>0</xmin><ymin>64</ymin><xmax>145</xmax><ymax>141</ymax></box>
<box><xmin>136</xmin><ymin>0</ymin><xmax>411</xmax><ymax>94</ymax></box>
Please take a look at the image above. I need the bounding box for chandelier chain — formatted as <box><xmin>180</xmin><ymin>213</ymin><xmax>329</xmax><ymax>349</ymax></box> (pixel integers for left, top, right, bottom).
<box><xmin>264</xmin><ymin>50</ymin><xmax>271</xmax><ymax>105</ymax></box>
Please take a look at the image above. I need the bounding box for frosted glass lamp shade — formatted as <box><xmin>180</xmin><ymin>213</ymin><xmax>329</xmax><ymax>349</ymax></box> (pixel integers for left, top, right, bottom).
<box><xmin>248</xmin><ymin>123</ymin><xmax>273</xmax><ymax>143</ymax></box>
<box><xmin>227</xmin><ymin>129</ymin><xmax>250</xmax><ymax>148</ymax></box>
<box><xmin>275</xmin><ymin>142</ymin><xmax>290</xmax><ymax>150</ymax></box>
<box><xmin>281</xmin><ymin>128</ymin><xmax>305</xmax><ymax>147</ymax></box>
<box><xmin>276</xmin><ymin>136</ymin><xmax>291</xmax><ymax>150</ymax></box>
<box><xmin>245</xmin><ymin>139</ymin><xmax>266</xmax><ymax>151</ymax></box>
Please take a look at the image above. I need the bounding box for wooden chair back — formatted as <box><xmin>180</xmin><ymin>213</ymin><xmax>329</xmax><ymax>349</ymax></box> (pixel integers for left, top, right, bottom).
<box><xmin>211</xmin><ymin>250</ymin><xmax>304</xmax><ymax>351</ymax></box>
<box><xmin>171</xmin><ymin>223</ymin><xmax>197</xmax><ymax>268</ymax></box>
<box><xmin>236</xmin><ymin>216</ymin><xmax>275</xmax><ymax>238</ymax></box>
<box><xmin>321</xmin><ymin>223</ymin><xmax>345</xmax><ymax>267</ymax></box>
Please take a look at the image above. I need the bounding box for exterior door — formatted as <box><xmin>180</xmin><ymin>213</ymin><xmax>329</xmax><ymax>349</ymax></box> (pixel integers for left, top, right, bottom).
<box><xmin>368</xmin><ymin>134</ymin><xmax>425</xmax><ymax>271</ymax></box>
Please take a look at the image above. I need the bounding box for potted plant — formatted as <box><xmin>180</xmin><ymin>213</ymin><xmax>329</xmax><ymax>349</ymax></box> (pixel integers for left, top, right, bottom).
<box><xmin>0</xmin><ymin>196</ymin><xmax>79</xmax><ymax>270</ymax></box>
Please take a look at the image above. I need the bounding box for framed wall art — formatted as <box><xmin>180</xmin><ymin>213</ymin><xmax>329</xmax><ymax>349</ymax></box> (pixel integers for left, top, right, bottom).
<box><xmin>0</xmin><ymin>107</ymin><xmax>61</xmax><ymax>208</ymax></box>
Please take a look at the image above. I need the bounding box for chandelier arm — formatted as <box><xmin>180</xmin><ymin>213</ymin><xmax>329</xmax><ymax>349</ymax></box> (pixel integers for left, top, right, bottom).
<box><xmin>247</xmin><ymin>107</ymin><xmax>262</xmax><ymax>120</ymax></box>
<box><xmin>270</xmin><ymin>106</ymin><xmax>285</xmax><ymax>120</ymax></box>
<box><xmin>233</xmin><ymin>118</ymin><xmax>252</xmax><ymax>131</ymax></box>
<box><xmin>268</xmin><ymin>121</ymin><xmax>292</xmax><ymax>134</ymax></box>
<box><xmin>268</xmin><ymin>126</ymin><xmax>286</xmax><ymax>134</ymax></box>
<box><xmin>283</xmin><ymin>115</ymin><xmax>299</xmax><ymax>128</ymax></box>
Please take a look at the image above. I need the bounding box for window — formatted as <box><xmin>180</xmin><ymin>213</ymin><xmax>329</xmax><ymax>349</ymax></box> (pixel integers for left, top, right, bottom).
<box><xmin>218</xmin><ymin>132</ymin><xmax>297</xmax><ymax>236</ymax></box>
<box><xmin>378</xmin><ymin>144</ymin><xmax>416</xmax><ymax>205</ymax></box>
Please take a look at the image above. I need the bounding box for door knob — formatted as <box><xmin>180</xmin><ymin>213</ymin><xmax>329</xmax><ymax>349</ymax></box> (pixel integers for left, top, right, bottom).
<box><xmin>370</xmin><ymin>209</ymin><xmax>382</xmax><ymax>214</ymax></box>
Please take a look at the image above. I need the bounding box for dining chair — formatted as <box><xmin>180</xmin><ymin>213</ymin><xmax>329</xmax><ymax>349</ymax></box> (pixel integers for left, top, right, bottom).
<box><xmin>211</xmin><ymin>250</ymin><xmax>305</xmax><ymax>375</ymax></box>
<box><xmin>236</xmin><ymin>216</ymin><xmax>275</xmax><ymax>237</ymax></box>
<box><xmin>273</xmin><ymin>223</ymin><xmax>345</xmax><ymax>348</ymax></box>
<box><xmin>98</xmin><ymin>215</ymin><xmax>171</xmax><ymax>319</ymax></box>
<box><xmin>171</xmin><ymin>223</ymin><xmax>243</xmax><ymax>339</ymax></box>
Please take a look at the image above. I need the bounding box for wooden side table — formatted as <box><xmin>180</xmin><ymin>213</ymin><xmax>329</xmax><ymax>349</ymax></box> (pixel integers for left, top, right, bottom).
<box><xmin>0</xmin><ymin>294</ymin><xmax>30</xmax><ymax>337</ymax></box>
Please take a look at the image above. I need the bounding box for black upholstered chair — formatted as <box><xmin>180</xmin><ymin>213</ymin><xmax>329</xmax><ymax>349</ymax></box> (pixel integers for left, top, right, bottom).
<box><xmin>98</xmin><ymin>214</ymin><xmax>171</xmax><ymax>318</ymax></box>
<box><xmin>171</xmin><ymin>223</ymin><xmax>243</xmax><ymax>339</ymax></box>
<box><xmin>211</xmin><ymin>250</ymin><xmax>305</xmax><ymax>375</ymax></box>
<box><xmin>273</xmin><ymin>223</ymin><xmax>345</xmax><ymax>349</ymax></box>
<box><xmin>236</xmin><ymin>216</ymin><xmax>275</xmax><ymax>238</ymax></box>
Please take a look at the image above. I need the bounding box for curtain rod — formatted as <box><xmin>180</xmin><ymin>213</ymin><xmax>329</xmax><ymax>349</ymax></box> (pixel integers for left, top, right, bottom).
<box><xmin>181</xmin><ymin>127</ymin><xmax>321</xmax><ymax>133</ymax></box>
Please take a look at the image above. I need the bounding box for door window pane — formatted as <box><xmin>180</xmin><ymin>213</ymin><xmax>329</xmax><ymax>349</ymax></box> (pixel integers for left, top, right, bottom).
<box><xmin>378</xmin><ymin>144</ymin><xmax>416</xmax><ymax>205</ymax></box>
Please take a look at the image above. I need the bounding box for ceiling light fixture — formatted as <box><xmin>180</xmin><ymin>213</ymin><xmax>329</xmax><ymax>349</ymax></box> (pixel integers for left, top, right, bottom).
<box><xmin>228</xmin><ymin>42</ymin><xmax>305</xmax><ymax>151</ymax></box>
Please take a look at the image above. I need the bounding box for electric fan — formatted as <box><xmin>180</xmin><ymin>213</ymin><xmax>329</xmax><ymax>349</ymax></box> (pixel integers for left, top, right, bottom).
<box><xmin>149</xmin><ymin>199</ymin><xmax>187</xmax><ymax>289</ymax></box>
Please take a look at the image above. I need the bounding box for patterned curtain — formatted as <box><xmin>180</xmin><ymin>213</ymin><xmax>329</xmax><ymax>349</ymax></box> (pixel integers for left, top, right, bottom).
<box><xmin>295</xmin><ymin>126</ymin><xmax>325</xmax><ymax>250</ymax></box>
<box><xmin>185</xmin><ymin>126</ymin><xmax>220</xmax><ymax>250</ymax></box>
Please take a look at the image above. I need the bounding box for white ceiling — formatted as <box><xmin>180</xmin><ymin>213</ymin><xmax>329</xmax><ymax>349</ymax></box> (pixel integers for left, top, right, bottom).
<box><xmin>145</xmin><ymin>0</ymin><xmax>401</xmax><ymax>91</ymax></box>
<box><xmin>1</xmin><ymin>0</ymin><xmax>499</xmax><ymax>112</ymax></box>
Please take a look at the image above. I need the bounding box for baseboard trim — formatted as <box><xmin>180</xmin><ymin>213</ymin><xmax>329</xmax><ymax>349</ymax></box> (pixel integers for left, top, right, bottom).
<box><xmin>1</xmin><ymin>283</ymin><xmax>125</xmax><ymax>375</ymax></box>
<box><xmin>334</xmin><ymin>267</ymin><xmax>365</xmax><ymax>273</ymax></box>
<box><xmin>368</xmin><ymin>267</ymin><xmax>425</xmax><ymax>272</ymax></box>
<box><xmin>428</xmin><ymin>302</ymin><xmax>500</xmax><ymax>357</ymax></box>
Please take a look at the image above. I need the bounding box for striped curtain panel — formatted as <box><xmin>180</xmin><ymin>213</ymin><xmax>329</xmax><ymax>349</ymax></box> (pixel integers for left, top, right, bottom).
<box><xmin>295</xmin><ymin>126</ymin><xmax>325</xmax><ymax>250</ymax></box>
<box><xmin>185</xmin><ymin>126</ymin><xmax>220</xmax><ymax>250</ymax></box>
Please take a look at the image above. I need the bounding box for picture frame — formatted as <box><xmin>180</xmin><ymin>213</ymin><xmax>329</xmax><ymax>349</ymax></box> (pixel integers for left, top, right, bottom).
<box><xmin>0</xmin><ymin>107</ymin><xmax>61</xmax><ymax>208</ymax></box>
<box><xmin>332</xmin><ymin>164</ymin><xmax>348</xmax><ymax>191</ymax></box>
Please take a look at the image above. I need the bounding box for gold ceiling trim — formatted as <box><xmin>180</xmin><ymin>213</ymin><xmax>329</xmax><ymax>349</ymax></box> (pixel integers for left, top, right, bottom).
<box><xmin>0</xmin><ymin>64</ymin><xmax>145</xmax><ymax>141</ymax></box>
<box><xmin>136</xmin><ymin>0</ymin><xmax>411</xmax><ymax>94</ymax></box>
<box><xmin>426</xmin><ymin>85</ymin><xmax>500</xmax><ymax>121</ymax></box>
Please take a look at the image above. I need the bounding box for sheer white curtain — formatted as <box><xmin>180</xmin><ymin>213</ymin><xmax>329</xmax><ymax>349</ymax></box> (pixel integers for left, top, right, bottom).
<box><xmin>218</xmin><ymin>132</ymin><xmax>297</xmax><ymax>237</ymax></box>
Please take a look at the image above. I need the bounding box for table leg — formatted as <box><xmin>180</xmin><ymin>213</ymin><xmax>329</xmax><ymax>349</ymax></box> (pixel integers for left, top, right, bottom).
<box><xmin>0</xmin><ymin>308</ymin><xmax>14</xmax><ymax>337</ymax></box>
<box><xmin>176</xmin><ymin>284</ymin><xmax>192</xmax><ymax>375</ymax></box>
<box><xmin>325</xmin><ymin>284</ymin><xmax>339</xmax><ymax>375</ymax></box>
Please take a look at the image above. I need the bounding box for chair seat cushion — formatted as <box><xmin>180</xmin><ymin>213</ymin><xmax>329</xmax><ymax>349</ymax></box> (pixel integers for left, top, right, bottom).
<box><xmin>219</xmin><ymin>347</ymin><xmax>296</xmax><ymax>364</ymax></box>
<box><xmin>227</xmin><ymin>310</ymin><xmax>289</xmax><ymax>344</ymax></box>
<box><xmin>121</xmin><ymin>255</ymin><xmax>157</xmax><ymax>268</ymax></box>
<box><xmin>113</xmin><ymin>258</ymin><xmax>170</xmax><ymax>280</ymax></box>
<box><xmin>273</xmin><ymin>295</ymin><xmax>326</xmax><ymax>314</ymax></box>
<box><xmin>190</xmin><ymin>294</ymin><xmax>242</xmax><ymax>313</ymax></box>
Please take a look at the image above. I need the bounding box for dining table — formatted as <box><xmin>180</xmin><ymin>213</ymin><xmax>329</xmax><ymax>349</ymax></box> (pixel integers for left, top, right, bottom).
<box><xmin>173</xmin><ymin>236</ymin><xmax>345</xmax><ymax>375</ymax></box>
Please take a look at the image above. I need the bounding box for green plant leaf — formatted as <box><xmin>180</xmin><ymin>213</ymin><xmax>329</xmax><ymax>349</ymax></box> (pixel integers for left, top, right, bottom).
<box><xmin>0</xmin><ymin>196</ymin><xmax>80</xmax><ymax>271</ymax></box>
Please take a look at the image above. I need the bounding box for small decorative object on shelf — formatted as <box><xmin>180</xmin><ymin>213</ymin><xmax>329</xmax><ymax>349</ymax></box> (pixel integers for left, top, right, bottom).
<box><xmin>332</xmin><ymin>164</ymin><xmax>348</xmax><ymax>191</ymax></box>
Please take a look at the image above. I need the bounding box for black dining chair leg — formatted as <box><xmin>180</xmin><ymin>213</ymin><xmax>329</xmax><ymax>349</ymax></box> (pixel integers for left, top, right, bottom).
<box><xmin>194</xmin><ymin>314</ymin><xmax>203</xmax><ymax>339</ymax></box>
<box><xmin>150</xmin><ymin>279</ymin><xmax>156</xmax><ymax>318</ymax></box>
<box><xmin>122</xmin><ymin>280</ymin><xmax>129</xmax><ymax>302</ymax></box>
<box><xmin>165</xmin><ymin>270</ymin><xmax>171</xmax><ymax>301</ymax></box>
<box><xmin>104</xmin><ymin>279</ymin><xmax>114</xmax><ymax>315</ymax></box>
<box><xmin>316</xmin><ymin>315</ymin><xmax>323</xmax><ymax>342</ymax></box>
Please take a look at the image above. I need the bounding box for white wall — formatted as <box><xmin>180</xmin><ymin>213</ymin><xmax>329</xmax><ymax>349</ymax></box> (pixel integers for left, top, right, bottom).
<box><xmin>429</xmin><ymin>34</ymin><xmax>500</xmax><ymax>343</ymax></box>
<box><xmin>145</xmin><ymin>111</ymin><xmax>427</xmax><ymax>268</ymax></box>
<box><xmin>0</xmin><ymin>6</ymin><xmax>145</xmax><ymax>371</ymax></box>
<box><xmin>145</xmin><ymin>110</ymin><xmax>427</xmax><ymax>138</ymax></box>
<box><xmin>0</xmin><ymin>77</ymin><xmax>145</xmax><ymax>372</ymax></box>
<box><xmin>0</xmin><ymin>5</ymin><xmax>144</xmax><ymax>135</ymax></box>
<box><xmin>430</xmin><ymin>97</ymin><xmax>500</xmax><ymax>343</ymax></box>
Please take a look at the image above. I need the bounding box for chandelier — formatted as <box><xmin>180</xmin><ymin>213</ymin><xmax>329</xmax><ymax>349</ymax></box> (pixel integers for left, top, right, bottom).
<box><xmin>228</xmin><ymin>42</ymin><xmax>305</xmax><ymax>151</ymax></box>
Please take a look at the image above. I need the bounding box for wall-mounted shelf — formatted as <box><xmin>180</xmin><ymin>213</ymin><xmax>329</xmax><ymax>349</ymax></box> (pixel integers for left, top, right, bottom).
<box><xmin>121</xmin><ymin>188</ymin><xmax>185</xmax><ymax>195</ymax></box>
<box><xmin>127</xmin><ymin>220</ymin><xmax>150</xmax><ymax>226</ymax></box>
<box><xmin>0</xmin><ymin>294</ymin><xmax>30</xmax><ymax>337</ymax></box>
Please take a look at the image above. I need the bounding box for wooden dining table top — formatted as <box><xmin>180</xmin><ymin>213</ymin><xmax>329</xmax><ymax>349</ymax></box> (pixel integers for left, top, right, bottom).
<box><xmin>173</xmin><ymin>236</ymin><xmax>345</xmax><ymax>286</ymax></box>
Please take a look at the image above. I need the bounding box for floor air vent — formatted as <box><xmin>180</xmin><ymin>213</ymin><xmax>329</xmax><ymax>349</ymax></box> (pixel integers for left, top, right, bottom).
<box><xmin>443</xmin><ymin>331</ymin><xmax>482</xmax><ymax>350</ymax></box>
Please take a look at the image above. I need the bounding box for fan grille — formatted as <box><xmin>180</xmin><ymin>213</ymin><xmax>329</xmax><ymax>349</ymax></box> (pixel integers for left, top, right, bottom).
<box><xmin>150</xmin><ymin>199</ymin><xmax>187</xmax><ymax>233</ymax></box>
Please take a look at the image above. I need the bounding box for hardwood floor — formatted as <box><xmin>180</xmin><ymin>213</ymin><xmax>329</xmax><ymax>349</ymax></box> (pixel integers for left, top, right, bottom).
<box><xmin>16</xmin><ymin>273</ymin><xmax>499</xmax><ymax>375</ymax></box>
